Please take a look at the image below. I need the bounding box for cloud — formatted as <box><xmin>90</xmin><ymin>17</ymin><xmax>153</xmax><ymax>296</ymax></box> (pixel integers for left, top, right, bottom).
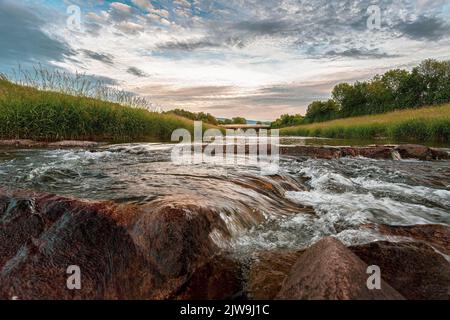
<box><xmin>396</xmin><ymin>16</ymin><xmax>450</xmax><ymax>41</ymax></box>
<box><xmin>109</xmin><ymin>2</ymin><xmax>136</xmax><ymax>22</ymax></box>
<box><xmin>127</xmin><ymin>66</ymin><xmax>149</xmax><ymax>77</ymax></box>
<box><xmin>232</xmin><ymin>20</ymin><xmax>292</xmax><ymax>36</ymax></box>
<box><xmin>81</xmin><ymin>50</ymin><xmax>115</xmax><ymax>65</ymax></box>
<box><xmin>115</xmin><ymin>21</ymin><xmax>145</xmax><ymax>34</ymax></box>
<box><xmin>156</xmin><ymin>40</ymin><xmax>222</xmax><ymax>51</ymax></box>
<box><xmin>0</xmin><ymin>0</ymin><xmax>73</xmax><ymax>69</ymax></box>
<box><xmin>323</xmin><ymin>48</ymin><xmax>400</xmax><ymax>59</ymax></box>
<box><xmin>132</xmin><ymin>0</ymin><xmax>154</xmax><ymax>11</ymax></box>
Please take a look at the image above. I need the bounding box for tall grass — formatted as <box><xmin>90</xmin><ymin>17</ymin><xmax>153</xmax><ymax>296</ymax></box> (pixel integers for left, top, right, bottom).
<box><xmin>280</xmin><ymin>104</ymin><xmax>450</xmax><ymax>143</ymax></box>
<box><xmin>4</xmin><ymin>65</ymin><xmax>157</xmax><ymax>111</ymax></box>
<box><xmin>0</xmin><ymin>79</ymin><xmax>194</xmax><ymax>142</ymax></box>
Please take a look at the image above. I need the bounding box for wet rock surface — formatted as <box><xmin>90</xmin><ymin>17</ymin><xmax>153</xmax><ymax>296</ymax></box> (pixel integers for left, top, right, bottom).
<box><xmin>247</xmin><ymin>250</ymin><xmax>304</xmax><ymax>300</ymax></box>
<box><xmin>1</xmin><ymin>187</ymin><xmax>449</xmax><ymax>300</ymax></box>
<box><xmin>0</xmin><ymin>189</ymin><xmax>239</xmax><ymax>300</ymax></box>
<box><xmin>276</xmin><ymin>237</ymin><xmax>404</xmax><ymax>300</ymax></box>
<box><xmin>363</xmin><ymin>224</ymin><xmax>450</xmax><ymax>255</ymax></box>
<box><xmin>350</xmin><ymin>241</ymin><xmax>450</xmax><ymax>300</ymax></box>
<box><xmin>280</xmin><ymin>144</ymin><xmax>448</xmax><ymax>160</ymax></box>
<box><xmin>0</xmin><ymin>140</ymin><xmax>102</xmax><ymax>148</ymax></box>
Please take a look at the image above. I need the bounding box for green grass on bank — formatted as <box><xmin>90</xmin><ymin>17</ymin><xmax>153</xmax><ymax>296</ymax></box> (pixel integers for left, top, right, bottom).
<box><xmin>0</xmin><ymin>79</ymin><xmax>198</xmax><ymax>142</ymax></box>
<box><xmin>280</xmin><ymin>103</ymin><xmax>450</xmax><ymax>142</ymax></box>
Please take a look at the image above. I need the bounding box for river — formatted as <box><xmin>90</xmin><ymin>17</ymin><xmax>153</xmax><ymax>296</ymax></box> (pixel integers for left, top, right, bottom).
<box><xmin>1</xmin><ymin>138</ymin><xmax>449</xmax><ymax>256</ymax></box>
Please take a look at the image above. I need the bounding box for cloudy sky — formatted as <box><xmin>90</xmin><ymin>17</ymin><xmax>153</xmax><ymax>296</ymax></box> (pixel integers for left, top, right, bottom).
<box><xmin>1</xmin><ymin>0</ymin><xmax>450</xmax><ymax>120</ymax></box>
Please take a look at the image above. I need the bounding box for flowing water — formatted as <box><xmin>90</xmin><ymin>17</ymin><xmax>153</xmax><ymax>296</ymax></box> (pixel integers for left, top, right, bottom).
<box><xmin>0</xmin><ymin>140</ymin><xmax>449</xmax><ymax>254</ymax></box>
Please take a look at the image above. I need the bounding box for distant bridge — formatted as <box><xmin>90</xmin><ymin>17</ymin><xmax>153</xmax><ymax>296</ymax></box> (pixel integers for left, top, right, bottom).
<box><xmin>219</xmin><ymin>124</ymin><xmax>271</xmax><ymax>131</ymax></box>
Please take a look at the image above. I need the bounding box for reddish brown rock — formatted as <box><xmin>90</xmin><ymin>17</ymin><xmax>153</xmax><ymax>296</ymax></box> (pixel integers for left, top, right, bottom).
<box><xmin>430</xmin><ymin>148</ymin><xmax>449</xmax><ymax>160</ymax></box>
<box><xmin>175</xmin><ymin>255</ymin><xmax>242</xmax><ymax>300</ymax></box>
<box><xmin>350</xmin><ymin>241</ymin><xmax>450</xmax><ymax>300</ymax></box>
<box><xmin>0</xmin><ymin>189</ymin><xmax>240</xmax><ymax>300</ymax></box>
<box><xmin>279</xmin><ymin>144</ymin><xmax>447</xmax><ymax>161</ymax></box>
<box><xmin>0</xmin><ymin>189</ymin><xmax>157</xmax><ymax>300</ymax></box>
<box><xmin>280</xmin><ymin>146</ymin><xmax>342</xmax><ymax>159</ymax></box>
<box><xmin>129</xmin><ymin>196</ymin><xmax>235</xmax><ymax>298</ymax></box>
<box><xmin>354</xmin><ymin>147</ymin><xmax>394</xmax><ymax>159</ymax></box>
<box><xmin>247</xmin><ymin>250</ymin><xmax>303</xmax><ymax>300</ymax></box>
<box><xmin>0</xmin><ymin>140</ymin><xmax>101</xmax><ymax>148</ymax></box>
<box><xmin>276</xmin><ymin>237</ymin><xmax>404</xmax><ymax>300</ymax></box>
<box><xmin>395</xmin><ymin>144</ymin><xmax>432</xmax><ymax>160</ymax></box>
<box><xmin>364</xmin><ymin>224</ymin><xmax>450</xmax><ymax>255</ymax></box>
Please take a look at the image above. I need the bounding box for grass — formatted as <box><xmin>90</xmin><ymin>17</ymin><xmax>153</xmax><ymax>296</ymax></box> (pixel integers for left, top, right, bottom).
<box><xmin>0</xmin><ymin>79</ymin><xmax>197</xmax><ymax>142</ymax></box>
<box><xmin>280</xmin><ymin>103</ymin><xmax>450</xmax><ymax>143</ymax></box>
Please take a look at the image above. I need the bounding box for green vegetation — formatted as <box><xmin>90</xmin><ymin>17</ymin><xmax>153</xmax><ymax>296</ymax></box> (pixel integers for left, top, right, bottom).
<box><xmin>272</xmin><ymin>59</ymin><xmax>450</xmax><ymax>128</ymax></box>
<box><xmin>0</xmin><ymin>79</ymin><xmax>195</xmax><ymax>142</ymax></box>
<box><xmin>219</xmin><ymin>117</ymin><xmax>248</xmax><ymax>125</ymax></box>
<box><xmin>271</xmin><ymin>114</ymin><xmax>304</xmax><ymax>128</ymax></box>
<box><xmin>280</xmin><ymin>103</ymin><xmax>450</xmax><ymax>142</ymax></box>
<box><xmin>164</xmin><ymin>108</ymin><xmax>219</xmax><ymax>125</ymax></box>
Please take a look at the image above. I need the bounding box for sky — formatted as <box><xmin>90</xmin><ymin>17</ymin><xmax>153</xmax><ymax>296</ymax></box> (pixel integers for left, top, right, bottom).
<box><xmin>1</xmin><ymin>0</ymin><xmax>450</xmax><ymax>120</ymax></box>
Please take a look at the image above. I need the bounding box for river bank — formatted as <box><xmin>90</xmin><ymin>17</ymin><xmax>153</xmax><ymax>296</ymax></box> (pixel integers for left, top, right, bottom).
<box><xmin>280</xmin><ymin>103</ymin><xmax>450</xmax><ymax>143</ymax></box>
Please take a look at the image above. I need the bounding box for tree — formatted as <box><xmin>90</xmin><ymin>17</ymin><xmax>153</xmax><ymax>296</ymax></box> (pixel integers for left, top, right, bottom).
<box><xmin>271</xmin><ymin>114</ymin><xmax>304</xmax><ymax>128</ymax></box>
<box><xmin>381</xmin><ymin>69</ymin><xmax>410</xmax><ymax>109</ymax></box>
<box><xmin>231</xmin><ymin>117</ymin><xmax>247</xmax><ymax>124</ymax></box>
<box><xmin>305</xmin><ymin>100</ymin><xmax>339</xmax><ymax>123</ymax></box>
<box><xmin>165</xmin><ymin>109</ymin><xmax>219</xmax><ymax>125</ymax></box>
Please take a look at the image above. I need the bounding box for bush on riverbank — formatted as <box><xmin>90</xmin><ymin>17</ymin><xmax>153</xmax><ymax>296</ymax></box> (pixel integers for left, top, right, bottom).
<box><xmin>280</xmin><ymin>103</ymin><xmax>450</xmax><ymax>142</ymax></box>
<box><xmin>0</xmin><ymin>79</ymin><xmax>195</xmax><ymax>142</ymax></box>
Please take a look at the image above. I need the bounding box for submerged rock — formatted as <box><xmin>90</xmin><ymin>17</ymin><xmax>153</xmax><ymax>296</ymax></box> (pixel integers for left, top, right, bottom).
<box><xmin>276</xmin><ymin>237</ymin><xmax>404</xmax><ymax>300</ymax></box>
<box><xmin>351</xmin><ymin>241</ymin><xmax>450</xmax><ymax>300</ymax></box>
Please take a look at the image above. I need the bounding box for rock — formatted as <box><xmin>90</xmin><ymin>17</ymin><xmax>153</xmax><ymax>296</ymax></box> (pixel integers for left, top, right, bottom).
<box><xmin>355</xmin><ymin>147</ymin><xmax>395</xmax><ymax>159</ymax></box>
<box><xmin>0</xmin><ymin>140</ymin><xmax>44</xmax><ymax>148</ymax></box>
<box><xmin>0</xmin><ymin>189</ymin><xmax>239</xmax><ymax>300</ymax></box>
<box><xmin>0</xmin><ymin>189</ymin><xmax>156</xmax><ymax>300</ymax></box>
<box><xmin>175</xmin><ymin>255</ymin><xmax>242</xmax><ymax>300</ymax></box>
<box><xmin>364</xmin><ymin>224</ymin><xmax>450</xmax><ymax>255</ymax></box>
<box><xmin>276</xmin><ymin>237</ymin><xmax>404</xmax><ymax>300</ymax></box>
<box><xmin>279</xmin><ymin>144</ymin><xmax>447</xmax><ymax>161</ymax></box>
<box><xmin>48</xmin><ymin>141</ymin><xmax>101</xmax><ymax>148</ymax></box>
<box><xmin>280</xmin><ymin>146</ymin><xmax>342</xmax><ymax>159</ymax></box>
<box><xmin>0</xmin><ymin>139</ymin><xmax>101</xmax><ymax>149</ymax></box>
<box><xmin>130</xmin><ymin>196</ymin><xmax>233</xmax><ymax>297</ymax></box>
<box><xmin>395</xmin><ymin>144</ymin><xmax>432</xmax><ymax>160</ymax></box>
<box><xmin>247</xmin><ymin>250</ymin><xmax>303</xmax><ymax>300</ymax></box>
<box><xmin>430</xmin><ymin>148</ymin><xmax>449</xmax><ymax>160</ymax></box>
<box><xmin>351</xmin><ymin>241</ymin><xmax>450</xmax><ymax>300</ymax></box>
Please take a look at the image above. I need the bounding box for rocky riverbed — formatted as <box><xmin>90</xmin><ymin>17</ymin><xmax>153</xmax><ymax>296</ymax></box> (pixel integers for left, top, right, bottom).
<box><xmin>0</xmin><ymin>141</ymin><xmax>449</xmax><ymax>300</ymax></box>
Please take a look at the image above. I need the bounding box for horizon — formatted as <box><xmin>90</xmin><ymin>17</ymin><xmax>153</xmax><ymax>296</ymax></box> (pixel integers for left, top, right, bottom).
<box><xmin>1</xmin><ymin>0</ymin><xmax>450</xmax><ymax>121</ymax></box>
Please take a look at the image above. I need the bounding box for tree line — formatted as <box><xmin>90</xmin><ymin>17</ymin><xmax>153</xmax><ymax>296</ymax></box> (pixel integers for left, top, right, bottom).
<box><xmin>272</xmin><ymin>59</ymin><xmax>450</xmax><ymax>128</ymax></box>
<box><xmin>165</xmin><ymin>109</ymin><xmax>249</xmax><ymax>126</ymax></box>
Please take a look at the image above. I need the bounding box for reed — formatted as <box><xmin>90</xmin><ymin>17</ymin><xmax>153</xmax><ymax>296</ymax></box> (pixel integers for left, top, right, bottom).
<box><xmin>280</xmin><ymin>103</ymin><xmax>450</xmax><ymax>142</ymax></box>
<box><xmin>0</xmin><ymin>78</ymin><xmax>194</xmax><ymax>142</ymax></box>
